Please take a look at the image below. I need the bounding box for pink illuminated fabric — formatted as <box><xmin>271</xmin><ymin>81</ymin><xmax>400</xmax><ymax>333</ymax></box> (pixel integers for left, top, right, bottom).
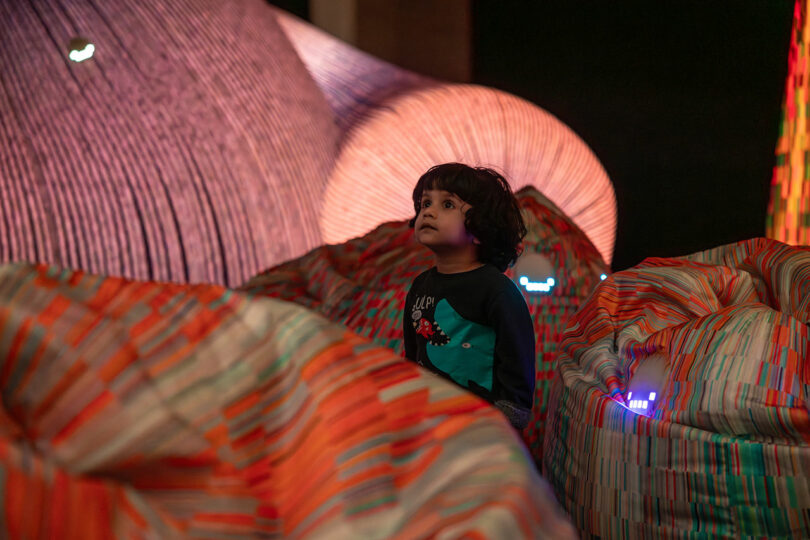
<box><xmin>319</xmin><ymin>85</ymin><xmax>617</xmax><ymax>265</ymax></box>
<box><xmin>0</xmin><ymin>0</ymin><xmax>617</xmax><ymax>283</ymax></box>
<box><xmin>0</xmin><ymin>0</ymin><xmax>339</xmax><ymax>287</ymax></box>
<box><xmin>275</xmin><ymin>8</ymin><xmax>433</xmax><ymax>133</ymax></box>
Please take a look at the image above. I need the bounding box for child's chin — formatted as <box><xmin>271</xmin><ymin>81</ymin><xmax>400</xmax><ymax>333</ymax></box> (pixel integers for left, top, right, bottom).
<box><xmin>416</xmin><ymin>231</ymin><xmax>436</xmax><ymax>243</ymax></box>
<box><xmin>415</xmin><ymin>237</ymin><xmax>440</xmax><ymax>250</ymax></box>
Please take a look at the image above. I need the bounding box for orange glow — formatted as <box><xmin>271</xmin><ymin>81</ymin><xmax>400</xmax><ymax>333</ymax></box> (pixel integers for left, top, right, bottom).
<box><xmin>768</xmin><ymin>0</ymin><xmax>810</xmax><ymax>245</ymax></box>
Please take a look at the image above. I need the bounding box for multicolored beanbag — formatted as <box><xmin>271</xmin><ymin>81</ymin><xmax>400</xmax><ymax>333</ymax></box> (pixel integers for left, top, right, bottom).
<box><xmin>544</xmin><ymin>238</ymin><xmax>810</xmax><ymax>538</ymax></box>
<box><xmin>0</xmin><ymin>263</ymin><xmax>575</xmax><ymax>539</ymax></box>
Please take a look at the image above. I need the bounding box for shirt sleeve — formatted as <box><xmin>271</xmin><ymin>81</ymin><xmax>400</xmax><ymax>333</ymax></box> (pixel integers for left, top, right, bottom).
<box><xmin>402</xmin><ymin>285</ymin><xmax>416</xmax><ymax>361</ymax></box>
<box><xmin>488</xmin><ymin>283</ymin><xmax>536</xmax><ymax>426</ymax></box>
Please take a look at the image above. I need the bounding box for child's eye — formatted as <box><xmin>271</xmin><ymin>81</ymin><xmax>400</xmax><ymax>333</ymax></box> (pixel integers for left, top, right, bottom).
<box><xmin>443</xmin><ymin>201</ymin><xmax>454</xmax><ymax>209</ymax></box>
<box><xmin>421</xmin><ymin>200</ymin><xmax>431</xmax><ymax>208</ymax></box>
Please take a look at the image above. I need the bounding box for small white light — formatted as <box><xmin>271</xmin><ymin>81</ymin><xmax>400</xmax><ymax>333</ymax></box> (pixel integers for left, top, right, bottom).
<box><xmin>68</xmin><ymin>37</ymin><xmax>95</xmax><ymax>63</ymax></box>
<box><xmin>642</xmin><ymin>400</ymin><xmax>648</xmax><ymax>409</ymax></box>
<box><xmin>547</xmin><ymin>277</ymin><xmax>555</xmax><ymax>286</ymax></box>
<box><xmin>600</xmin><ymin>273</ymin><xmax>607</xmax><ymax>280</ymax></box>
<box><xmin>649</xmin><ymin>392</ymin><xmax>656</xmax><ymax>401</ymax></box>
<box><xmin>627</xmin><ymin>392</ymin><xmax>632</xmax><ymax>400</ymax></box>
<box><xmin>519</xmin><ymin>276</ymin><xmax>529</xmax><ymax>285</ymax></box>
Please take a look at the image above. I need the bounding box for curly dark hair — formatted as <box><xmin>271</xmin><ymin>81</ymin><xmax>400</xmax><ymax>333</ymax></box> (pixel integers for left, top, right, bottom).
<box><xmin>409</xmin><ymin>163</ymin><xmax>527</xmax><ymax>272</ymax></box>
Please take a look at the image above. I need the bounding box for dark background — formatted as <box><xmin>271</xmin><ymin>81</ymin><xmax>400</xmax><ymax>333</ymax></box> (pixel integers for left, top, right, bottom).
<box><xmin>270</xmin><ymin>1</ymin><xmax>795</xmax><ymax>271</ymax></box>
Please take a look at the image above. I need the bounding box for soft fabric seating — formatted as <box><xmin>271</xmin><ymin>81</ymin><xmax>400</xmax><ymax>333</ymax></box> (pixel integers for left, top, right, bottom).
<box><xmin>0</xmin><ymin>263</ymin><xmax>576</xmax><ymax>539</ymax></box>
<box><xmin>543</xmin><ymin>238</ymin><xmax>810</xmax><ymax>538</ymax></box>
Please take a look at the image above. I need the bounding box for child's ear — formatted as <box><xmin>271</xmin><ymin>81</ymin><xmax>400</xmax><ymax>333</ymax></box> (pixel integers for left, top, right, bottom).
<box><xmin>472</xmin><ymin>236</ymin><xmax>481</xmax><ymax>245</ymax></box>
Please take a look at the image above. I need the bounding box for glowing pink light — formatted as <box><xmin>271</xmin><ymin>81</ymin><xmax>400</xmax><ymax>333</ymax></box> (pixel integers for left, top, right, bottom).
<box><xmin>319</xmin><ymin>85</ymin><xmax>617</xmax><ymax>264</ymax></box>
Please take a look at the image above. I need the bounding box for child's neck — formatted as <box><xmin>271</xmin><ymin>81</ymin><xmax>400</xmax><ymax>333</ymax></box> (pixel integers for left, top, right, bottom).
<box><xmin>433</xmin><ymin>249</ymin><xmax>484</xmax><ymax>274</ymax></box>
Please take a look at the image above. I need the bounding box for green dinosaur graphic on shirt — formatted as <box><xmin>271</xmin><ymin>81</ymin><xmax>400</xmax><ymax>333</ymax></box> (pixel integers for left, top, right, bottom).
<box><xmin>426</xmin><ymin>299</ymin><xmax>496</xmax><ymax>392</ymax></box>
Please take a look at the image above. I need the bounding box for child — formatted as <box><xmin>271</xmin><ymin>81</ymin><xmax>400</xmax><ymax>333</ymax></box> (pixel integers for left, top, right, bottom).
<box><xmin>403</xmin><ymin>163</ymin><xmax>536</xmax><ymax>429</ymax></box>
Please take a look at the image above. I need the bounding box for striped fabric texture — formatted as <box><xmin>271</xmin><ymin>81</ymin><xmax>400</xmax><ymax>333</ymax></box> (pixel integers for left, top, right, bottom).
<box><xmin>243</xmin><ymin>187</ymin><xmax>608</xmax><ymax>464</ymax></box>
<box><xmin>317</xmin><ymin>84</ymin><xmax>617</xmax><ymax>266</ymax></box>
<box><xmin>0</xmin><ymin>0</ymin><xmax>340</xmax><ymax>287</ymax></box>
<box><xmin>276</xmin><ymin>5</ymin><xmax>617</xmax><ymax>265</ymax></box>
<box><xmin>0</xmin><ymin>0</ymin><xmax>616</xmax><ymax>288</ymax></box>
<box><xmin>0</xmin><ymin>262</ymin><xmax>576</xmax><ymax>539</ymax></box>
<box><xmin>769</xmin><ymin>0</ymin><xmax>810</xmax><ymax>246</ymax></box>
<box><xmin>274</xmin><ymin>9</ymin><xmax>433</xmax><ymax>134</ymax></box>
<box><xmin>543</xmin><ymin>238</ymin><xmax>810</xmax><ymax>538</ymax></box>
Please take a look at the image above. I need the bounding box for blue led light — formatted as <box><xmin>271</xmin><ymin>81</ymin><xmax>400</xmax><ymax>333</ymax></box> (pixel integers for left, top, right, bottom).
<box><xmin>625</xmin><ymin>391</ymin><xmax>658</xmax><ymax>414</ymax></box>
<box><xmin>600</xmin><ymin>273</ymin><xmax>607</xmax><ymax>280</ymax></box>
<box><xmin>518</xmin><ymin>275</ymin><xmax>556</xmax><ymax>293</ymax></box>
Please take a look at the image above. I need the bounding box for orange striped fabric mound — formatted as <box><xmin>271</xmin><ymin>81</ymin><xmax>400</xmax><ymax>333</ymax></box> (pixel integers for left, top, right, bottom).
<box><xmin>243</xmin><ymin>187</ymin><xmax>608</xmax><ymax>464</ymax></box>
<box><xmin>544</xmin><ymin>238</ymin><xmax>810</xmax><ymax>538</ymax></box>
<box><xmin>769</xmin><ymin>0</ymin><xmax>810</xmax><ymax>245</ymax></box>
<box><xmin>0</xmin><ymin>263</ymin><xmax>575</xmax><ymax>539</ymax></box>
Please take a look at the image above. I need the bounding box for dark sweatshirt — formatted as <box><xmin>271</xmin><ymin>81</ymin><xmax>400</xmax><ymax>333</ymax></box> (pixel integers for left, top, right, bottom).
<box><xmin>403</xmin><ymin>264</ymin><xmax>536</xmax><ymax>428</ymax></box>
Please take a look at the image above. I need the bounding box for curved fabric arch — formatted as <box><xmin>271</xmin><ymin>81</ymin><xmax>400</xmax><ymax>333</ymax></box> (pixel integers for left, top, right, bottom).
<box><xmin>319</xmin><ymin>84</ymin><xmax>617</xmax><ymax>265</ymax></box>
<box><xmin>0</xmin><ymin>262</ymin><xmax>577</xmax><ymax>538</ymax></box>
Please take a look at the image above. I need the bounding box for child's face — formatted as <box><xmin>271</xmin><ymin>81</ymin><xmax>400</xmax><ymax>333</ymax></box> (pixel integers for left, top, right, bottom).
<box><xmin>414</xmin><ymin>189</ymin><xmax>476</xmax><ymax>251</ymax></box>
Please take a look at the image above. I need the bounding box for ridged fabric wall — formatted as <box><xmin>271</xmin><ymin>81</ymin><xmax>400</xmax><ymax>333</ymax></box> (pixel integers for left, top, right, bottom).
<box><xmin>544</xmin><ymin>238</ymin><xmax>810</xmax><ymax>538</ymax></box>
<box><xmin>769</xmin><ymin>0</ymin><xmax>810</xmax><ymax>245</ymax></box>
<box><xmin>0</xmin><ymin>0</ymin><xmax>340</xmax><ymax>287</ymax></box>
<box><xmin>0</xmin><ymin>0</ymin><xmax>617</xmax><ymax>286</ymax></box>
<box><xmin>275</xmin><ymin>13</ymin><xmax>433</xmax><ymax>134</ymax></box>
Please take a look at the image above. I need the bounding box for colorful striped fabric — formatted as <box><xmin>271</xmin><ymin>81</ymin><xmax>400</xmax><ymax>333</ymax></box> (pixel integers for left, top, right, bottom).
<box><xmin>768</xmin><ymin>0</ymin><xmax>810</xmax><ymax>246</ymax></box>
<box><xmin>544</xmin><ymin>238</ymin><xmax>810</xmax><ymax>538</ymax></box>
<box><xmin>0</xmin><ymin>262</ymin><xmax>576</xmax><ymax>539</ymax></box>
<box><xmin>243</xmin><ymin>187</ymin><xmax>608</xmax><ymax>464</ymax></box>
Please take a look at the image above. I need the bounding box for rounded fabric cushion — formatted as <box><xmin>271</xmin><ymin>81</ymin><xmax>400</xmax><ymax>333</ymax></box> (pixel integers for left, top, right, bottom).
<box><xmin>543</xmin><ymin>238</ymin><xmax>810</xmax><ymax>538</ymax></box>
<box><xmin>244</xmin><ymin>187</ymin><xmax>608</xmax><ymax>464</ymax></box>
<box><xmin>0</xmin><ymin>262</ymin><xmax>575</xmax><ymax>539</ymax></box>
<box><xmin>319</xmin><ymin>84</ymin><xmax>616</xmax><ymax>266</ymax></box>
<box><xmin>0</xmin><ymin>0</ymin><xmax>339</xmax><ymax>287</ymax></box>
